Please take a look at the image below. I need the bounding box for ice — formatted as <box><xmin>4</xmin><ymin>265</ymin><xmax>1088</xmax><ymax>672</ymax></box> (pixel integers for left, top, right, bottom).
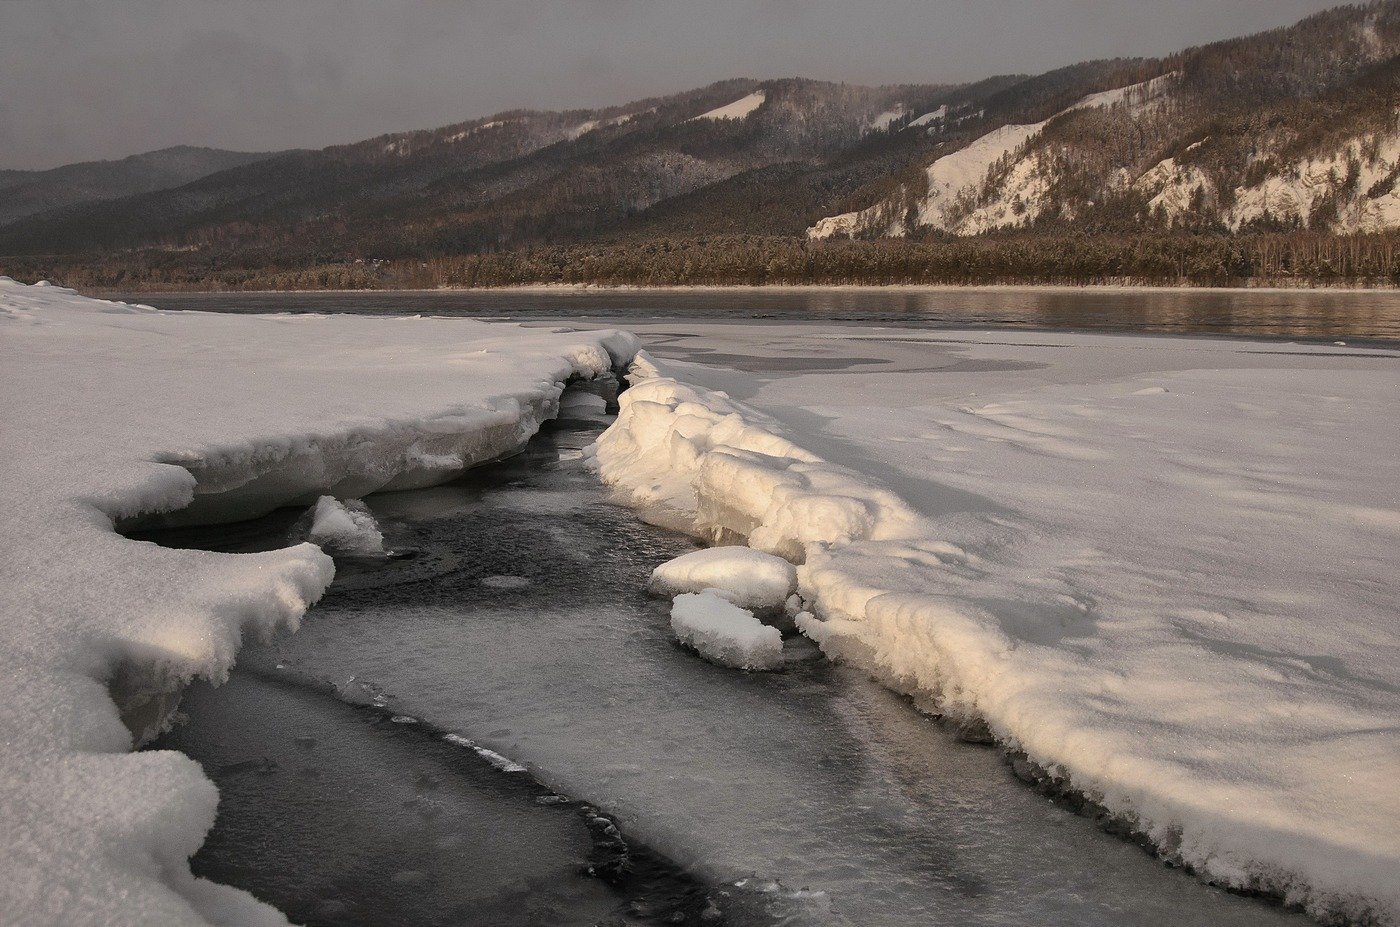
<box><xmin>306</xmin><ymin>496</ymin><xmax>386</xmax><ymax>555</ymax></box>
<box><xmin>594</xmin><ymin>327</ymin><xmax>1400</xmax><ymax>926</ymax></box>
<box><xmin>0</xmin><ymin>278</ymin><xmax>637</xmax><ymax>926</ymax></box>
<box><xmin>670</xmin><ymin>591</ymin><xmax>784</xmax><ymax>671</ymax></box>
<box><xmin>648</xmin><ymin>546</ymin><xmax>797</xmax><ymax>614</ymax></box>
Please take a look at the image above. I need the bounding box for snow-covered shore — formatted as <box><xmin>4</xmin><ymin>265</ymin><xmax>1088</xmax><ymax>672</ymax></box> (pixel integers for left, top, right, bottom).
<box><xmin>593</xmin><ymin>333</ymin><xmax>1400</xmax><ymax>926</ymax></box>
<box><xmin>0</xmin><ymin>279</ymin><xmax>636</xmax><ymax>925</ymax></box>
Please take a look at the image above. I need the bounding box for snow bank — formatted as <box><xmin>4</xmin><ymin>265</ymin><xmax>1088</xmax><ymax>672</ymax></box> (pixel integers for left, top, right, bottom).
<box><xmin>0</xmin><ymin>278</ymin><xmax>637</xmax><ymax>926</ymax></box>
<box><xmin>648</xmin><ymin>546</ymin><xmax>796</xmax><ymax>613</ymax></box>
<box><xmin>670</xmin><ymin>591</ymin><xmax>784</xmax><ymax>671</ymax></box>
<box><xmin>306</xmin><ymin>496</ymin><xmax>387</xmax><ymax>555</ymax></box>
<box><xmin>594</xmin><ymin>349</ymin><xmax>1400</xmax><ymax>926</ymax></box>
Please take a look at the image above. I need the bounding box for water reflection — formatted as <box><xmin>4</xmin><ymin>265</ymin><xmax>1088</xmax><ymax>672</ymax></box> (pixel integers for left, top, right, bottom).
<box><xmin>111</xmin><ymin>287</ymin><xmax>1400</xmax><ymax>343</ymax></box>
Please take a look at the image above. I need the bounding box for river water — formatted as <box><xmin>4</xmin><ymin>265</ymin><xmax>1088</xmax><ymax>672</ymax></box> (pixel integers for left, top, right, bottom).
<box><xmin>109</xmin><ymin>286</ymin><xmax>1400</xmax><ymax>344</ymax></box>
<box><xmin>145</xmin><ymin>383</ymin><xmax>1309</xmax><ymax>927</ymax></box>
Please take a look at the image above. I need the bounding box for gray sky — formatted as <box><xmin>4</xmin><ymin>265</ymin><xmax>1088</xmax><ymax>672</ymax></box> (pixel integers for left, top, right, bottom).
<box><xmin>0</xmin><ymin>0</ymin><xmax>1347</xmax><ymax>170</ymax></box>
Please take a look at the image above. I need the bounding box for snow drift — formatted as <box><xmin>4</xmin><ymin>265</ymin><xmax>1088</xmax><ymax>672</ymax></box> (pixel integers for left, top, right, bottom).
<box><xmin>592</xmin><ymin>349</ymin><xmax>1400</xmax><ymax>927</ymax></box>
<box><xmin>0</xmin><ymin>278</ymin><xmax>637</xmax><ymax>926</ymax></box>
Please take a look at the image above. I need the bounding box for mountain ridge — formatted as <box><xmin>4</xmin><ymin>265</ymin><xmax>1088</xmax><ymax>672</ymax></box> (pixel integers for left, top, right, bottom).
<box><xmin>3</xmin><ymin>1</ymin><xmax>1399</xmax><ymax>288</ymax></box>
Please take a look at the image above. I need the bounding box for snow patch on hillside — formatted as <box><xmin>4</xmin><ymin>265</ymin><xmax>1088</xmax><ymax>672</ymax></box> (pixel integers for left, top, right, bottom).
<box><xmin>690</xmin><ymin>91</ymin><xmax>767</xmax><ymax>122</ymax></box>
<box><xmin>0</xmin><ymin>279</ymin><xmax>638</xmax><ymax>926</ymax></box>
<box><xmin>1134</xmin><ymin>154</ymin><xmax>1216</xmax><ymax>226</ymax></box>
<box><xmin>1226</xmin><ymin>126</ymin><xmax>1400</xmax><ymax>233</ymax></box>
<box><xmin>566</xmin><ymin>112</ymin><xmax>637</xmax><ymax>140</ymax></box>
<box><xmin>809</xmin><ymin>73</ymin><xmax>1181</xmax><ymax>239</ymax></box>
<box><xmin>866</xmin><ymin>107</ymin><xmax>908</xmax><ymax>133</ymax></box>
<box><xmin>907</xmin><ymin>106</ymin><xmax>948</xmax><ymax>129</ymax></box>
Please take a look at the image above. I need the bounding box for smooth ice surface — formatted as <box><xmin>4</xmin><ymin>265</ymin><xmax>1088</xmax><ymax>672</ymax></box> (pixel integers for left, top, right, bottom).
<box><xmin>307</xmin><ymin>496</ymin><xmax>387</xmax><ymax>555</ymax></box>
<box><xmin>237</xmin><ymin>399</ymin><xmax>1310</xmax><ymax>926</ymax></box>
<box><xmin>0</xmin><ymin>278</ymin><xmax>636</xmax><ymax>926</ymax></box>
<box><xmin>670</xmin><ymin>591</ymin><xmax>784</xmax><ymax>671</ymax></box>
<box><xmin>594</xmin><ymin>324</ymin><xmax>1400</xmax><ymax>925</ymax></box>
<box><xmin>648</xmin><ymin>546</ymin><xmax>797</xmax><ymax>613</ymax></box>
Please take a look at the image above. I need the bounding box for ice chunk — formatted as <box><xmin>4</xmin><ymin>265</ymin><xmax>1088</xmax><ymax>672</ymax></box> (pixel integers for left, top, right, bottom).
<box><xmin>307</xmin><ymin>496</ymin><xmax>386</xmax><ymax>555</ymax></box>
<box><xmin>670</xmin><ymin>590</ymin><xmax>784</xmax><ymax>671</ymax></box>
<box><xmin>648</xmin><ymin>546</ymin><xmax>796</xmax><ymax>613</ymax></box>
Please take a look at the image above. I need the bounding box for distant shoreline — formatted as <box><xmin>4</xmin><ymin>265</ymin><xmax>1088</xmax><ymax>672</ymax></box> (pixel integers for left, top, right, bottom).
<box><xmin>97</xmin><ymin>281</ymin><xmax>1400</xmax><ymax>298</ymax></box>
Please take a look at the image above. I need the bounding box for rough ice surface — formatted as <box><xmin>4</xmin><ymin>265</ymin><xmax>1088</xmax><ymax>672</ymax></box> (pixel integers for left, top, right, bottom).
<box><xmin>306</xmin><ymin>496</ymin><xmax>386</xmax><ymax>555</ymax></box>
<box><xmin>670</xmin><ymin>591</ymin><xmax>785</xmax><ymax>671</ymax></box>
<box><xmin>648</xmin><ymin>546</ymin><xmax>797</xmax><ymax>613</ymax></box>
<box><xmin>0</xmin><ymin>278</ymin><xmax>636</xmax><ymax>926</ymax></box>
<box><xmin>593</xmin><ymin>331</ymin><xmax>1400</xmax><ymax>926</ymax></box>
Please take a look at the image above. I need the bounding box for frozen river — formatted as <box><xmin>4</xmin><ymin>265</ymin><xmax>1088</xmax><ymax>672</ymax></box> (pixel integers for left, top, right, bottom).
<box><xmin>145</xmin><ymin>382</ymin><xmax>1311</xmax><ymax>927</ymax></box>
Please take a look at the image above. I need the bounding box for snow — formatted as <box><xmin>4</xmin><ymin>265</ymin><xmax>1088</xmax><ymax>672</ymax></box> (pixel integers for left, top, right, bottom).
<box><xmin>809</xmin><ymin>74</ymin><xmax>1181</xmax><ymax>239</ymax></box>
<box><xmin>866</xmin><ymin>107</ymin><xmax>907</xmax><ymax>133</ymax></box>
<box><xmin>566</xmin><ymin>112</ymin><xmax>635</xmax><ymax>140</ymax></box>
<box><xmin>306</xmin><ymin>496</ymin><xmax>386</xmax><ymax>555</ymax></box>
<box><xmin>594</xmin><ymin>327</ymin><xmax>1400</xmax><ymax>926</ymax></box>
<box><xmin>669</xmin><ymin>591</ymin><xmax>784</xmax><ymax>671</ymax></box>
<box><xmin>1227</xmin><ymin>127</ymin><xmax>1400</xmax><ymax>233</ymax></box>
<box><xmin>907</xmin><ymin>106</ymin><xmax>948</xmax><ymax>129</ymax></box>
<box><xmin>0</xmin><ymin>278</ymin><xmax>637</xmax><ymax>926</ymax></box>
<box><xmin>1134</xmin><ymin>155</ymin><xmax>1215</xmax><ymax>225</ymax></box>
<box><xmin>648</xmin><ymin>546</ymin><xmax>797</xmax><ymax>613</ymax></box>
<box><xmin>690</xmin><ymin>90</ymin><xmax>766</xmax><ymax>122</ymax></box>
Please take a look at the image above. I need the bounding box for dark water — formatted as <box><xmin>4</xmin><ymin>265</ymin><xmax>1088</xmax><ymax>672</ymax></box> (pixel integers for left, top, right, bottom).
<box><xmin>141</xmin><ymin>385</ymin><xmax>1308</xmax><ymax>927</ymax></box>
<box><xmin>107</xmin><ymin>287</ymin><xmax>1400</xmax><ymax>344</ymax></box>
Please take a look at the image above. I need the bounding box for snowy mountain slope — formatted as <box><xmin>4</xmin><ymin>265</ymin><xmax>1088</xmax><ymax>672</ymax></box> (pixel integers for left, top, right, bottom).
<box><xmin>593</xmin><ymin>336</ymin><xmax>1400</xmax><ymax>927</ymax></box>
<box><xmin>1225</xmin><ymin>125</ymin><xmax>1400</xmax><ymax>232</ymax></box>
<box><xmin>808</xmin><ymin>6</ymin><xmax>1400</xmax><ymax>243</ymax></box>
<box><xmin>0</xmin><ymin>279</ymin><xmax>637</xmax><ymax>926</ymax></box>
<box><xmin>809</xmin><ymin>73</ymin><xmax>1179</xmax><ymax>239</ymax></box>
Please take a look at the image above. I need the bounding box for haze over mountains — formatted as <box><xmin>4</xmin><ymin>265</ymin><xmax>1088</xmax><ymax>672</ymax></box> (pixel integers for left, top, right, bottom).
<box><xmin>0</xmin><ymin>147</ymin><xmax>280</xmax><ymax>228</ymax></box>
<box><xmin>3</xmin><ymin>1</ymin><xmax>1398</xmax><ymax>287</ymax></box>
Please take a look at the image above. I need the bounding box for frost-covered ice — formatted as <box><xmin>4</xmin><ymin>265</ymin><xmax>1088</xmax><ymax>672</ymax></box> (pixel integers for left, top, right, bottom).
<box><xmin>0</xmin><ymin>278</ymin><xmax>636</xmax><ymax>926</ymax></box>
<box><xmin>648</xmin><ymin>546</ymin><xmax>797</xmax><ymax>614</ymax></box>
<box><xmin>306</xmin><ymin>496</ymin><xmax>387</xmax><ymax>555</ymax></box>
<box><xmin>670</xmin><ymin>591</ymin><xmax>784</xmax><ymax>671</ymax></box>
<box><xmin>595</xmin><ymin>328</ymin><xmax>1400</xmax><ymax>926</ymax></box>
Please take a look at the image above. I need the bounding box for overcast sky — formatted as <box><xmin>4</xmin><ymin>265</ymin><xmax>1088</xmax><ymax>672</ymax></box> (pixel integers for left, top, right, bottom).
<box><xmin>0</xmin><ymin>0</ymin><xmax>1347</xmax><ymax>170</ymax></box>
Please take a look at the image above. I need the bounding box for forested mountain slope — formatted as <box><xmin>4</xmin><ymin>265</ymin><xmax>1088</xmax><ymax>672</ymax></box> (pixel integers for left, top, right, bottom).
<box><xmin>0</xmin><ymin>147</ymin><xmax>277</xmax><ymax>226</ymax></box>
<box><xmin>2</xmin><ymin>2</ymin><xmax>1398</xmax><ymax>288</ymax></box>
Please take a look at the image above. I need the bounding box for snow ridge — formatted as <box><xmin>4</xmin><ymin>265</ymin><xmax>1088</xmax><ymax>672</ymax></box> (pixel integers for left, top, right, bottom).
<box><xmin>592</xmin><ymin>352</ymin><xmax>1400</xmax><ymax>927</ymax></box>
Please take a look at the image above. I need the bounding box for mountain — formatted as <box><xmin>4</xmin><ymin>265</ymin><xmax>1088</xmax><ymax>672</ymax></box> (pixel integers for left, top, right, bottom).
<box><xmin>2</xmin><ymin>1</ymin><xmax>1398</xmax><ymax>289</ymax></box>
<box><xmin>0</xmin><ymin>146</ymin><xmax>279</xmax><ymax>227</ymax></box>
<box><xmin>808</xmin><ymin>3</ymin><xmax>1400</xmax><ymax>242</ymax></box>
